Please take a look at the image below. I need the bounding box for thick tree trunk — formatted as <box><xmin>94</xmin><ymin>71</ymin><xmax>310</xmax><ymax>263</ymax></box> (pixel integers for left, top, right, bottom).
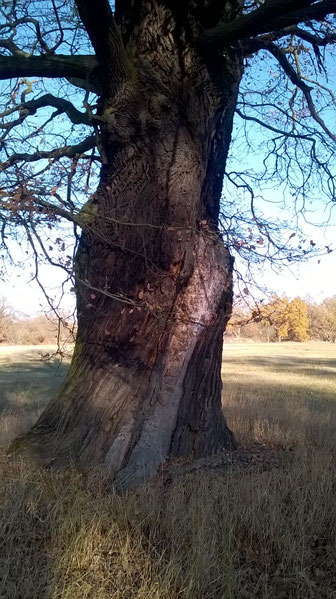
<box><xmin>18</xmin><ymin>2</ymin><xmax>244</xmax><ymax>486</ymax></box>
<box><xmin>24</xmin><ymin>230</ymin><xmax>234</xmax><ymax>487</ymax></box>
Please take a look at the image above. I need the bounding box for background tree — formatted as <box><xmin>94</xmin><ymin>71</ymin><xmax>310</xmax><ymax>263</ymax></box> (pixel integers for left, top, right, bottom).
<box><xmin>0</xmin><ymin>297</ymin><xmax>12</xmax><ymax>343</ymax></box>
<box><xmin>0</xmin><ymin>309</ymin><xmax>76</xmax><ymax>346</ymax></box>
<box><xmin>307</xmin><ymin>301</ymin><xmax>325</xmax><ymax>339</ymax></box>
<box><xmin>308</xmin><ymin>297</ymin><xmax>336</xmax><ymax>342</ymax></box>
<box><xmin>320</xmin><ymin>298</ymin><xmax>336</xmax><ymax>342</ymax></box>
<box><xmin>0</xmin><ymin>0</ymin><xmax>336</xmax><ymax>486</ymax></box>
<box><xmin>236</xmin><ymin>296</ymin><xmax>309</xmax><ymax>342</ymax></box>
<box><xmin>260</xmin><ymin>296</ymin><xmax>291</xmax><ymax>342</ymax></box>
<box><xmin>287</xmin><ymin>297</ymin><xmax>309</xmax><ymax>342</ymax></box>
<box><xmin>226</xmin><ymin>295</ymin><xmax>336</xmax><ymax>343</ymax></box>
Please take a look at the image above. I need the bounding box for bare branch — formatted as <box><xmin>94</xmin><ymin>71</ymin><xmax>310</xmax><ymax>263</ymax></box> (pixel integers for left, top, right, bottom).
<box><xmin>265</xmin><ymin>42</ymin><xmax>336</xmax><ymax>143</ymax></box>
<box><xmin>0</xmin><ymin>135</ymin><xmax>96</xmax><ymax>169</ymax></box>
<box><xmin>244</xmin><ymin>26</ymin><xmax>336</xmax><ymax>72</ymax></box>
<box><xmin>201</xmin><ymin>0</ymin><xmax>336</xmax><ymax>50</ymax></box>
<box><xmin>0</xmin><ymin>54</ymin><xmax>99</xmax><ymax>85</ymax></box>
<box><xmin>0</xmin><ymin>93</ymin><xmax>92</xmax><ymax>126</ymax></box>
<box><xmin>0</xmin><ymin>16</ymin><xmax>51</xmax><ymax>54</ymax></box>
<box><xmin>0</xmin><ymin>37</ymin><xmax>29</xmax><ymax>57</ymax></box>
<box><xmin>49</xmin><ymin>0</ymin><xmax>65</xmax><ymax>54</ymax></box>
<box><xmin>281</xmin><ymin>26</ymin><xmax>336</xmax><ymax>48</ymax></box>
<box><xmin>235</xmin><ymin>108</ymin><xmax>313</xmax><ymax>141</ymax></box>
<box><xmin>0</xmin><ymin>190</ymin><xmax>79</xmax><ymax>225</ymax></box>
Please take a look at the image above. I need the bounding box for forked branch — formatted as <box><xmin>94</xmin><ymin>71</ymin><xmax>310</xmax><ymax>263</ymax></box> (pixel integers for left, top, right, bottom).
<box><xmin>75</xmin><ymin>0</ymin><xmax>132</xmax><ymax>95</ymax></box>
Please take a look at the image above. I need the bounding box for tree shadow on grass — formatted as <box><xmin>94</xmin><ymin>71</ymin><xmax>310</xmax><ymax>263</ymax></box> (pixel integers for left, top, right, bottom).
<box><xmin>0</xmin><ymin>359</ymin><xmax>69</xmax><ymax>414</ymax></box>
<box><xmin>223</xmin><ymin>354</ymin><xmax>336</xmax><ymax>380</ymax></box>
<box><xmin>0</xmin><ymin>462</ymin><xmax>237</xmax><ymax>599</ymax></box>
<box><xmin>0</xmin><ymin>357</ymin><xmax>70</xmax><ymax>447</ymax></box>
<box><xmin>1</xmin><ymin>448</ymin><xmax>335</xmax><ymax>599</ymax></box>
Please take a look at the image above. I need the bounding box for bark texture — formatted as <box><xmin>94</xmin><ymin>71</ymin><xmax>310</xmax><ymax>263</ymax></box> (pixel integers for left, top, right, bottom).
<box><xmin>20</xmin><ymin>0</ymin><xmax>244</xmax><ymax>486</ymax></box>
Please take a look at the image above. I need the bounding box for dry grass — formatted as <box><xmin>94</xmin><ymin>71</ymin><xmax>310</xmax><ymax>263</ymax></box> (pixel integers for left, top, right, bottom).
<box><xmin>0</xmin><ymin>346</ymin><xmax>70</xmax><ymax>445</ymax></box>
<box><xmin>0</xmin><ymin>342</ymin><xmax>335</xmax><ymax>599</ymax></box>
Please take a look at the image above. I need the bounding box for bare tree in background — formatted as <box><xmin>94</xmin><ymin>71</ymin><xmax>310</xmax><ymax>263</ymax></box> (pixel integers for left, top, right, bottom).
<box><xmin>0</xmin><ymin>0</ymin><xmax>335</xmax><ymax>486</ymax></box>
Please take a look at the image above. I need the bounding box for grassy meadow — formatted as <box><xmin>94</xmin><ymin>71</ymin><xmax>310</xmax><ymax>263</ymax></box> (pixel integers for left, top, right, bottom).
<box><xmin>0</xmin><ymin>342</ymin><xmax>335</xmax><ymax>598</ymax></box>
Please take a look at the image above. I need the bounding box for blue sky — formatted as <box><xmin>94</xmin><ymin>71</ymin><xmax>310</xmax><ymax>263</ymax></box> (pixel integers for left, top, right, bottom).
<box><xmin>1</xmin><ymin>12</ymin><xmax>336</xmax><ymax>316</ymax></box>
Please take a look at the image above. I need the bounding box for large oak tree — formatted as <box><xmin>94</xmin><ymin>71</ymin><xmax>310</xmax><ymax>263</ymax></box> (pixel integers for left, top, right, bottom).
<box><xmin>0</xmin><ymin>0</ymin><xmax>335</xmax><ymax>486</ymax></box>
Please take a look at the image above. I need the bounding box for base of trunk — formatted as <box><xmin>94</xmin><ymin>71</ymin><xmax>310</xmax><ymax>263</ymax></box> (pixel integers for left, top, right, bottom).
<box><xmin>13</xmin><ymin>233</ymin><xmax>235</xmax><ymax>488</ymax></box>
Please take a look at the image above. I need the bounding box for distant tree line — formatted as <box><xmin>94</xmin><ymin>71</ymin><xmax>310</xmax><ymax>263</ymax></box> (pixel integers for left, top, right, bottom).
<box><xmin>1</xmin><ymin>295</ymin><xmax>335</xmax><ymax>345</ymax></box>
<box><xmin>0</xmin><ymin>299</ymin><xmax>75</xmax><ymax>345</ymax></box>
<box><xmin>226</xmin><ymin>296</ymin><xmax>336</xmax><ymax>343</ymax></box>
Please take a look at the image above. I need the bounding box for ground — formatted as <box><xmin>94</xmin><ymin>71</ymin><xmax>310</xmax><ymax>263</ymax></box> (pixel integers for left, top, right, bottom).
<box><xmin>0</xmin><ymin>342</ymin><xmax>335</xmax><ymax>598</ymax></box>
<box><xmin>0</xmin><ymin>345</ymin><xmax>69</xmax><ymax>446</ymax></box>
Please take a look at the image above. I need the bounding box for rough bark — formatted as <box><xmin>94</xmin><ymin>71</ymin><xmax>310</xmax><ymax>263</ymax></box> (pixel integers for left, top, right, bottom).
<box><xmin>17</xmin><ymin>0</ymin><xmax>244</xmax><ymax>487</ymax></box>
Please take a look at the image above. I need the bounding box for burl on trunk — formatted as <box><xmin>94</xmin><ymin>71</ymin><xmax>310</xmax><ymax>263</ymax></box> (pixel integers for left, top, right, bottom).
<box><xmin>17</xmin><ymin>2</ymin><xmax>244</xmax><ymax>487</ymax></box>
